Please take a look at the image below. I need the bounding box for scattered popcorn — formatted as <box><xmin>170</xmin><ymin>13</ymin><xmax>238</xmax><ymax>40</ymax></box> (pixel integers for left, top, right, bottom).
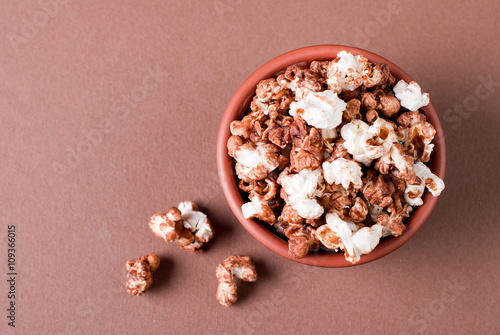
<box><xmin>148</xmin><ymin>201</ymin><xmax>214</xmax><ymax>253</ymax></box>
<box><xmin>227</xmin><ymin>51</ymin><xmax>444</xmax><ymax>263</ymax></box>
<box><xmin>393</xmin><ymin>80</ymin><xmax>430</xmax><ymax>111</ymax></box>
<box><xmin>216</xmin><ymin>255</ymin><xmax>257</xmax><ymax>307</ymax></box>
<box><xmin>125</xmin><ymin>253</ymin><xmax>160</xmax><ymax>296</ymax></box>
<box><xmin>289</xmin><ymin>90</ymin><xmax>346</xmax><ymax>130</ymax></box>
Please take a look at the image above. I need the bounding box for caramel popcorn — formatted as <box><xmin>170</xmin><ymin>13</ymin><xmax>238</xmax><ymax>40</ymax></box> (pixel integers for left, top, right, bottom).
<box><xmin>148</xmin><ymin>201</ymin><xmax>214</xmax><ymax>253</ymax></box>
<box><xmin>125</xmin><ymin>253</ymin><xmax>160</xmax><ymax>296</ymax></box>
<box><xmin>227</xmin><ymin>51</ymin><xmax>445</xmax><ymax>263</ymax></box>
<box><xmin>216</xmin><ymin>255</ymin><xmax>257</xmax><ymax>307</ymax></box>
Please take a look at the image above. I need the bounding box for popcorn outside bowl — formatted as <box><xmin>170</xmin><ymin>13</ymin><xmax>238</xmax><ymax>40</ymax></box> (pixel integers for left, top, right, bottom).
<box><xmin>216</xmin><ymin>45</ymin><xmax>446</xmax><ymax>267</ymax></box>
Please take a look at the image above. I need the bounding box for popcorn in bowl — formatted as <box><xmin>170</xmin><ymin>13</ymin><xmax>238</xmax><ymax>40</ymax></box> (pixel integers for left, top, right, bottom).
<box><xmin>226</xmin><ymin>51</ymin><xmax>445</xmax><ymax>264</ymax></box>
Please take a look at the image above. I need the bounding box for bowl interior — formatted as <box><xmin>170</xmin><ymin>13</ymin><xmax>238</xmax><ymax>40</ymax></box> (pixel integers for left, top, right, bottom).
<box><xmin>217</xmin><ymin>45</ymin><xmax>446</xmax><ymax>267</ymax></box>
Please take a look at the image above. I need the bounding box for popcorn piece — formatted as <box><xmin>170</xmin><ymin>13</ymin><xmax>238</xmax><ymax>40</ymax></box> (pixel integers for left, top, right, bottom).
<box><xmin>365</xmin><ymin>109</ymin><xmax>379</xmax><ymax>124</ymax></box>
<box><xmin>250</xmin><ymin>78</ymin><xmax>293</xmax><ymax>116</ymax></box>
<box><xmin>403</xmin><ymin>162</ymin><xmax>445</xmax><ymax>206</ymax></box>
<box><xmin>241</xmin><ymin>195</ymin><xmax>276</xmax><ymax>224</ymax></box>
<box><xmin>367</xmin><ymin>202</ymin><xmax>385</xmax><ymax>222</ymax></box>
<box><xmin>349</xmin><ymin>197</ymin><xmax>369</xmax><ymax>223</ymax></box>
<box><xmin>289</xmin><ymin>117</ymin><xmax>326</xmax><ymax>154</ymax></box>
<box><xmin>279</xmin><ymin>204</ymin><xmax>306</xmax><ymax>225</ymax></box>
<box><xmin>393</xmin><ymin>80</ymin><xmax>430</xmax><ymax>111</ymax></box>
<box><xmin>376</xmin><ymin>213</ymin><xmax>405</xmax><ymax>237</ymax></box>
<box><xmin>330</xmin><ymin>138</ymin><xmax>349</xmax><ymax>160</ymax></box>
<box><xmin>148</xmin><ymin>201</ymin><xmax>214</xmax><ymax>253</ymax></box>
<box><xmin>403</xmin><ymin>182</ymin><xmax>425</xmax><ymax>206</ymax></box>
<box><xmin>255</xmin><ymin>78</ymin><xmax>284</xmax><ymax>103</ymax></box>
<box><xmin>309</xmin><ymin>60</ymin><xmax>329</xmax><ymax>78</ymax></box>
<box><xmin>216</xmin><ymin>255</ymin><xmax>257</xmax><ymax>307</ymax></box>
<box><xmin>327</xmin><ymin>51</ymin><xmax>369</xmax><ymax>93</ymax></box>
<box><xmin>230</xmin><ymin>115</ymin><xmax>253</xmax><ymax>139</ymax></box>
<box><xmin>283</xmin><ymin>223</ymin><xmax>320</xmax><ymax>258</ymax></box>
<box><xmin>343</xmin><ymin>98</ymin><xmax>362</xmax><ymax>122</ymax></box>
<box><xmin>361</xmin><ymin>90</ymin><xmax>401</xmax><ymax>118</ymax></box>
<box><xmin>413</xmin><ymin>162</ymin><xmax>445</xmax><ymax>196</ymax></box>
<box><xmin>341</xmin><ymin>119</ymin><xmax>397</xmax><ymax>165</ymax></box>
<box><xmin>289</xmin><ymin>90</ymin><xmax>346</xmax><ymax>130</ymax></box>
<box><xmin>375</xmin><ymin>143</ymin><xmax>419</xmax><ymax>184</ymax></box>
<box><xmin>360</xmin><ymin>118</ymin><xmax>398</xmax><ymax>159</ymax></box>
<box><xmin>397</xmin><ymin>111</ymin><xmax>436</xmax><ymax>162</ymax></box>
<box><xmin>396</xmin><ymin>110</ymin><xmax>427</xmax><ymax>127</ymax></box>
<box><xmin>316</xmin><ymin>213</ymin><xmax>383</xmax><ymax>263</ymax></box>
<box><xmin>227</xmin><ymin>136</ymin><xmax>281</xmax><ymax>182</ymax></box>
<box><xmin>290</xmin><ymin>147</ymin><xmax>323</xmax><ymax>171</ymax></box>
<box><xmin>362</xmin><ymin>170</ymin><xmax>395</xmax><ymax>208</ymax></box>
<box><xmin>278</xmin><ymin>168</ymin><xmax>325</xmax><ymax>220</ymax></box>
<box><xmin>279</xmin><ymin>168</ymin><xmax>325</xmax><ymax>201</ymax></box>
<box><xmin>320</xmin><ymin>185</ymin><xmax>356</xmax><ymax>221</ymax></box>
<box><xmin>364</xmin><ymin>62</ymin><xmax>395</xmax><ymax>88</ymax></box>
<box><xmin>322</xmin><ymin>157</ymin><xmax>363</xmax><ymax>190</ymax></box>
<box><xmin>244</xmin><ymin>177</ymin><xmax>278</xmax><ymax>201</ymax></box>
<box><xmin>277</xmin><ymin>65</ymin><xmax>323</xmax><ymax>101</ymax></box>
<box><xmin>340</xmin><ymin>119</ymin><xmax>371</xmax><ymax>165</ymax></box>
<box><xmin>263</xmin><ymin>116</ymin><xmax>294</xmax><ymax>148</ymax></box>
<box><xmin>289</xmin><ymin>198</ymin><xmax>324</xmax><ymax>220</ymax></box>
<box><xmin>125</xmin><ymin>253</ymin><xmax>160</xmax><ymax>296</ymax></box>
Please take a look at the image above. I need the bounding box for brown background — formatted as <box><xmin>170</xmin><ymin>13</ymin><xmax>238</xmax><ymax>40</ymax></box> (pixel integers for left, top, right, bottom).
<box><xmin>1</xmin><ymin>0</ymin><xmax>499</xmax><ymax>334</ymax></box>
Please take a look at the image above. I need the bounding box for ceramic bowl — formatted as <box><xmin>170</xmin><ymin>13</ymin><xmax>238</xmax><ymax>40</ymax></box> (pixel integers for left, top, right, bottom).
<box><xmin>216</xmin><ymin>45</ymin><xmax>446</xmax><ymax>267</ymax></box>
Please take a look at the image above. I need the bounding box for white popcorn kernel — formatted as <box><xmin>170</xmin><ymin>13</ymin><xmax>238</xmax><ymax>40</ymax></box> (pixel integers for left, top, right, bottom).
<box><xmin>317</xmin><ymin>213</ymin><xmax>383</xmax><ymax>263</ymax></box>
<box><xmin>280</xmin><ymin>168</ymin><xmax>324</xmax><ymax>200</ymax></box>
<box><xmin>289</xmin><ymin>198</ymin><xmax>324</xmax><ymax>220</ymax></box>
<box><xmin>235</xmin><ymin>145</ymin><xmax>277</xmax><ymax>172</ymax></box>
<box><xmin>178</xmin><ymin>202</ymin><xmax>213</xmax><ymax>242</ymax></box>
<box><xmin>393</xmin><ymin>80</ymin><xmax>430</xmax><ymax>111</ymax></box>
<box><xmin>340</xmin><ymin>119</ymin><xmax>370</xmax><ymax>164</ymax></box>
<box><xmin>322</xmin><ymin>158</ymin><xmax>363</xmax><ymax>190</ymax></box>
<box><xmin>359</xmin><ymin>118</ymin><xmax>398</xmax><ymax>159</ymax></box>
<box><xmin>402</xmin><ymin>162</ymin><xmax>444</xmax><ymax>206</ymax></box>
<box><xmin>327</xmin><ymin>51</ymin><xmax>369</xmax><ymax>92</ymax></box>
<box><xmin>241</xmin><ymin>197</ymin><xmax>264</xmax><ymax>219</ymax></box>
<box><xmin>413</xmin><ymin>162</ymin><xmax>445</xmax><ymax>197</ymax></box>
<box><xmin>289</xmin><ymin>90</ymin><xmax>346</xmax><ymax>130</ymax></box>
<box><xmin>341</xmin><ymin>119</ymin><xmax>398</xmax><ymax>165</ymax></box>
<box><xmin>404</xmin><ymin>183</ymin><xmax>425</xmax><ymax>206</ymax></box>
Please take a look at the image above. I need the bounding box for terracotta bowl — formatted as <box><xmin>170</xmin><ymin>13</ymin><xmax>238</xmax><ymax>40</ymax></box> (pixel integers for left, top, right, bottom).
<box><xmin>216</xmin><ymin>45</ymin><xmax>446</xmax><ymax>267</ymax></box>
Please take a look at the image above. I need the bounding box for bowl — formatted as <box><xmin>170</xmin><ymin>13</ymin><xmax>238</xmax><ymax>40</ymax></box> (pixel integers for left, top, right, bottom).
<box><xmin>216</xmin><ymin>45</ymin><xmax>446</xmax><ymax>267</ymax></box>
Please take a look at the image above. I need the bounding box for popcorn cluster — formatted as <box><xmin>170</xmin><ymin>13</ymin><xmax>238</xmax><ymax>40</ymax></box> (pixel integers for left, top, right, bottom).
<box><xmin>227</xmin><ymin>51</ymin><xmax>445</xmax><ymax>264</ymax></box>
<box><xmin>125</xmin><ymin>253</ymin><xmax>160</xmax><ymax>296</ymax></box>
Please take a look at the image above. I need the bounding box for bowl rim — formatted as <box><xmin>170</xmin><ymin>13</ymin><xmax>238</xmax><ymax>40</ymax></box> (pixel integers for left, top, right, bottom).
<box><xmin>216</xmin><ymin>44</ymin><xmax>446</xmax><ymax>268</ymax></box>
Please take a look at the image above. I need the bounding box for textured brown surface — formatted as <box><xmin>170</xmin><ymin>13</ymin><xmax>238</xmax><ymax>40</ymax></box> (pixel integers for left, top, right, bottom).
<box><xmin>0</xmin><ymin>0</ymin><xmax>499</xmax><ymax>334</ymax></box>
